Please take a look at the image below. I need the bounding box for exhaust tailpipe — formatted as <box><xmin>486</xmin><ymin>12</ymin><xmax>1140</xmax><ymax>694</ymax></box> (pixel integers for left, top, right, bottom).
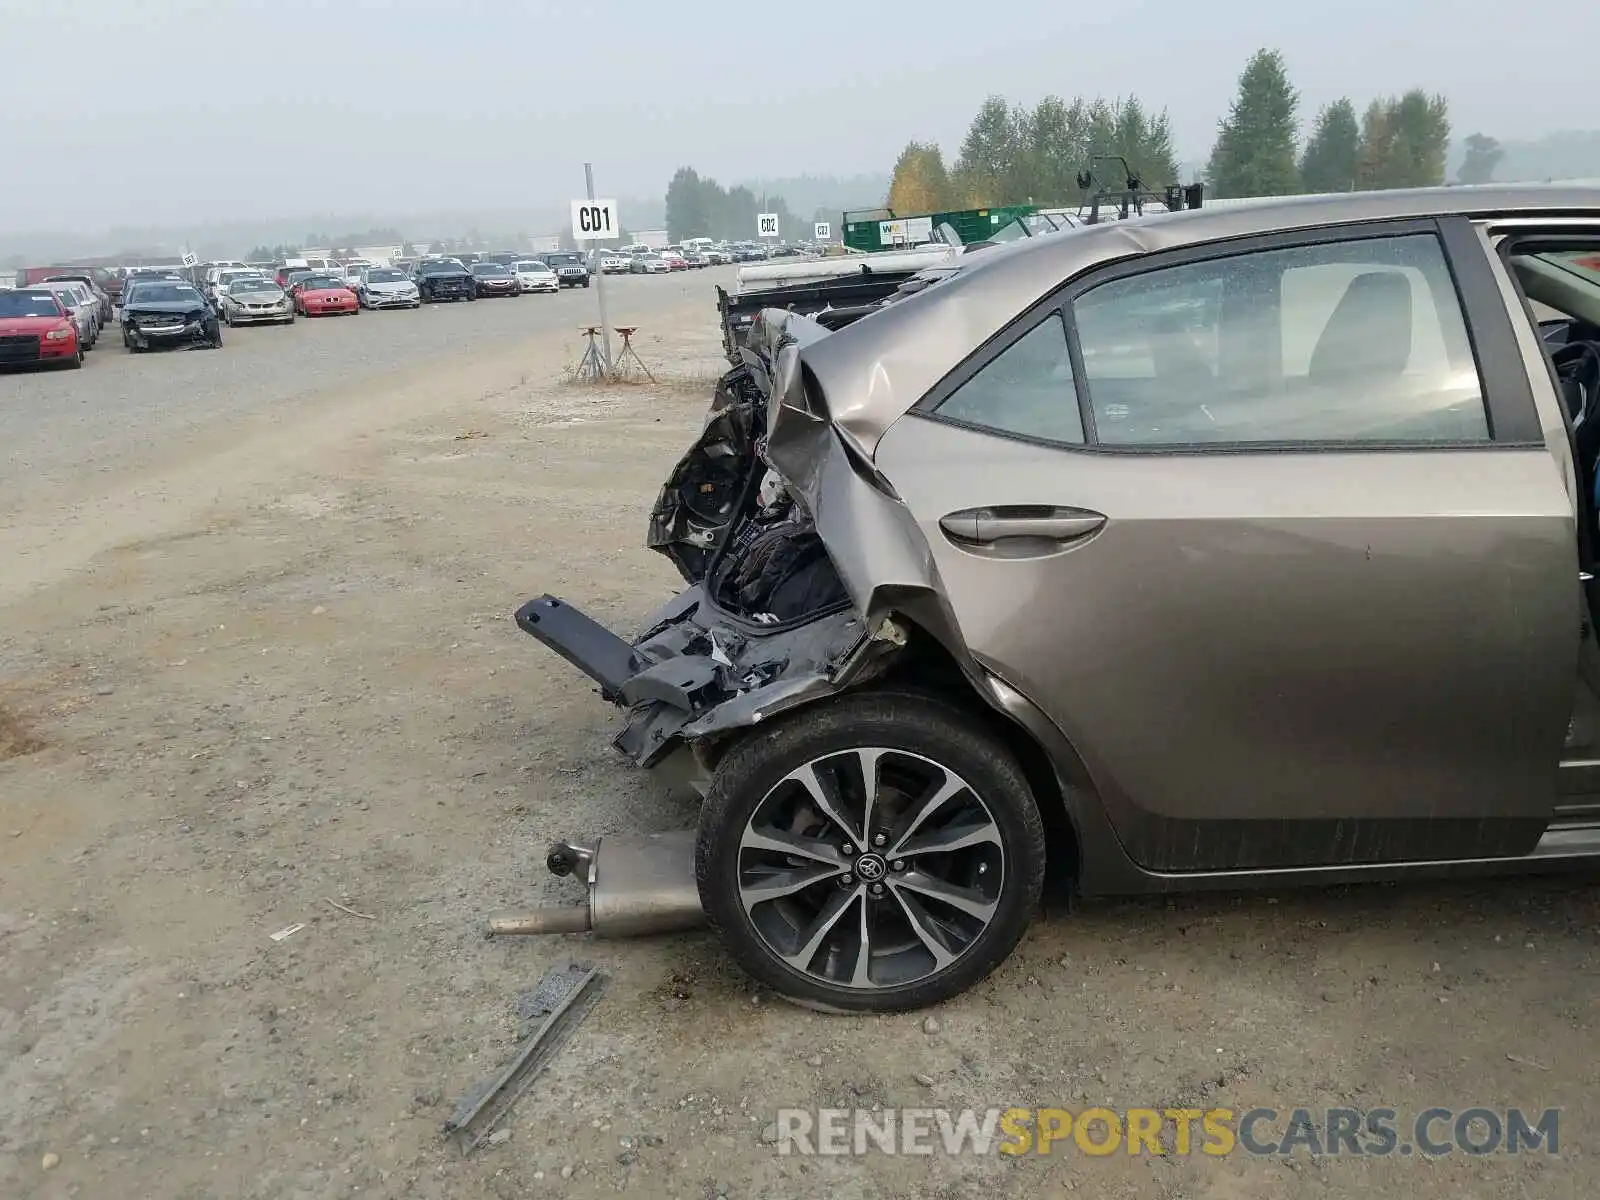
<box><xmin>485</xmin><ymin>829</ymin><xmax>705</xmax><ymax>939</ymax></box>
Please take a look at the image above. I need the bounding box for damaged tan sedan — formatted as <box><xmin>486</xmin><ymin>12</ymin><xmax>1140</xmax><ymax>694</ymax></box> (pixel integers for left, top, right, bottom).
<box><xmin>513</xmin><ymin>185</ymin><xmax>1600</xmax><ymax>1011</ymax></box>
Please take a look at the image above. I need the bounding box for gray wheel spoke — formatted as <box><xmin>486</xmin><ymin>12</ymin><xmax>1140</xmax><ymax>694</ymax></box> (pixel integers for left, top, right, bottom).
<box><xmin>781</xmin><ymin>884</ymin><xmax>863</xmax><ymax>970</ymax></box>
<box><xmin>897</xmin><ymin>819</ymin><xmax>1002</xmax><ymax>859</ymax></box>
<box><xmin>888</xmin><ymin>773</ymin><xmax>970</xmax><ymax>858</ymax></box>
<box><xmin>887</xmin><ymin>886</ymin><xmax>958</xmax><ymax>971</ymax></box>
<box><xmin>741</xmin><ymin>863</ymin><xmax>845</xmax><ymax>912</ymax></box>
<box><xmin>890</xmin><ymin>871</ymin><xmax>997</xmax><ymax>922</ymax></box>
<box><xmin>852</xmin><ymin>748</ymin><xmax>885</xmax><ymax>845</ymax></box>
<box><xmin>850</xmin><ymin>894</ymin><xmax>873</xmax><ymax>987</ymax></box>
<box><xmin>741</xmin><ymin>826</ymin><xmax>846</xmax><ymax>867</ymax></box>
<box><xmin>787</xmin><ymin>762</ymin><xmax>864</xmax><ymax>850</ymax></box>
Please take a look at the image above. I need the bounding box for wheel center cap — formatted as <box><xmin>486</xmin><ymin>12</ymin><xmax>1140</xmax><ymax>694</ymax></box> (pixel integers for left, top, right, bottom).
<box><xmin>855</xmin><ymin>853</ymin><xmax>887</xmax><ymax>882</ymax></box>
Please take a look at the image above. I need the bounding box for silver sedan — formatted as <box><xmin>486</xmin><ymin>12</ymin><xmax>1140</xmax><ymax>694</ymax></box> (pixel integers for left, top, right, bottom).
<box><xmin>357</xmin><ymin>268</ymin><xmax>422</xmax><ymax>309</ymax></box>
<box><xmin>218</xmin><ymin>279</ymin><xmax>294</xmax><ymax>326</ymax></box>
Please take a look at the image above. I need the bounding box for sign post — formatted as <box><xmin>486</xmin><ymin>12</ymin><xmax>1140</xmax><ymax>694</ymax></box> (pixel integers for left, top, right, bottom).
<box><xmin>571</xmin><ymin>166</ymin><xmax>616</xmax><ymax>372</ymax></box>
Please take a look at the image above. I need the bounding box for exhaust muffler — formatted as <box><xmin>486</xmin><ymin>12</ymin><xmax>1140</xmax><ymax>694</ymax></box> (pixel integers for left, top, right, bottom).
<box><xmin>486</xmin><ymin>829</ymin><xmax>705</xmax><ymax>939</ymax></box>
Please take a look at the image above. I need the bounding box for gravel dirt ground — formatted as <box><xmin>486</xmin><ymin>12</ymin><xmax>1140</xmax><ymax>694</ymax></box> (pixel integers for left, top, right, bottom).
<box><xmin>1</xmin><ymin>273</ymin><xmax>1598</xmax><ymax>1200</ymax></box>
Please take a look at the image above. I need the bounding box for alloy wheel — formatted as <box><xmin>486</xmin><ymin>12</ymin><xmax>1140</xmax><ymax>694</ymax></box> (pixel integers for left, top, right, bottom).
<box><xmin>736</xmin><ymin>747</ymin><xmax>1004</xmax><ymax>991</ymax></box>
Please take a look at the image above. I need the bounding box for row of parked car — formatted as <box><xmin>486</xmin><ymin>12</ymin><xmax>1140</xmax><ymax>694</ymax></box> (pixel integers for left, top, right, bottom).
<box><xmin>593</xmin><ymin>241</ymin><xmax>812</xmax><ymax>274</ymax></box>
<box><xmin>0</xmin><ymin>264</ymin><xmax>231</xmax><ymax>367</ymax></box>
<box><xmin>189</xmin><ymin>252</ymin><xmax>601</xmax><ymax>318</ymax></box>
<box><xmin>0</xmin><ymin>241</ymin><xmax>816</xmax><ymax>368</ymax></box>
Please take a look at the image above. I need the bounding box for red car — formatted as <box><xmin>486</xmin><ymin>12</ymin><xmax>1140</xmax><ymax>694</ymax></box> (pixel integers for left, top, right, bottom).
<box><xmin>290</xmin><ymin>274</ymin><xmax>360</xmax><ymax>317</ymax></box>
<box><xmin>0</xmin><ymin>288</ymin><xmax>83</xmax><ymax>369</ymax></box>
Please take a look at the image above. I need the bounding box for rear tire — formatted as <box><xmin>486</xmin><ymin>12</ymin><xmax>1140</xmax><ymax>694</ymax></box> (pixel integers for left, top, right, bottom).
<box><xmin>696</xmin><ymin>690</ymin><xmax>1046</xmax><ymax>1013</ymax></box>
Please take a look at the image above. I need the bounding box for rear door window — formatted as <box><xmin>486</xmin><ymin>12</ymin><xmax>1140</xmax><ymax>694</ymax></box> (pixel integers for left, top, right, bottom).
<box><xmin>1071</xmin><ymin>233</ymin><xmax>1489</xmax><ymax>446</ymax></box>
<box><xmin>934</xmin><ymin>312</ymin><xmax>1085</xmax><ymax>445</ymax></box>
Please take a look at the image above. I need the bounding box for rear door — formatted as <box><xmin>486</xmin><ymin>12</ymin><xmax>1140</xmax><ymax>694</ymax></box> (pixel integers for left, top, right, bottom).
<box><xmin>872</xmin><ymin>218</ymin><xmax>1578</xmax><ymax>872</ymax></box>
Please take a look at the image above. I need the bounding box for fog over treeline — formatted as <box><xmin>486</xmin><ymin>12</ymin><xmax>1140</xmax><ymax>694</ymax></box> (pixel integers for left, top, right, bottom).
<box><xmin>3</xmin><ymin>0</ymin><xmax>1596</xmax><ymax>262</ymax></box>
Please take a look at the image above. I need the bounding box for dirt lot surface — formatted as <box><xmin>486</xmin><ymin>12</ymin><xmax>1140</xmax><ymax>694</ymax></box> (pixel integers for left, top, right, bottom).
<box><xmin>2</xmin><ymin>276</ymin><xmax>1598</xmax><ymax>1200</ymax></box>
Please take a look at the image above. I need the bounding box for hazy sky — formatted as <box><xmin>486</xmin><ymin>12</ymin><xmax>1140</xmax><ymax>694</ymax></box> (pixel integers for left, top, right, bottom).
<box><xmin>0</xmin><ymin>0</ymin><xmax>1566</xmax><ymax>233</ymax></box>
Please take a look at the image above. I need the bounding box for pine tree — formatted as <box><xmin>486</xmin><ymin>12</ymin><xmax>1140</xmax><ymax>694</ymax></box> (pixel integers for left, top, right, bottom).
<box><xmin>1111</xmin><ymin>96</ymin><xmax>1179</xmax><ymax>191</ymax></box>
<box><xmin>954</xmin><ymin>96</ymin><xmax>1023</xmax><ymax>204</ymax></box>
<box><xmin>1389</xmin><ymin>91</ymin><xmax>1451</xmax><ymax>187</ymax></box>
<box><xmin>1299</xmin><ymin>99</ymin><xmax>1360</xmax><ymax>193</ymax></box>
<box><xmin>1355</xmin><ymin>99</ymin><xmax>1397</xmax><ymax>190</ymax></box>
<box><xmin>664</xmin><ymin>167</ymin><xmax>710</xmax><ymax>240</ymax></box>
<box><xmin>1356</xmin><ymin>92</ymin><xmax>1451</xmax><ymax>189</ymax></box>
<box><xmin>1457</xmin><ymin>133</ymin><xmax>1504</xmax><ymax>185</ymax></box>
<box><xmin>887</xmin><ymin>142</ymin><xmax>954</xmax><ymax>213</ymax></box>
<box><xmin>1205</xmin><ymin>49</ymin><xmax>1301</xmax><ymax>198</ymax></box>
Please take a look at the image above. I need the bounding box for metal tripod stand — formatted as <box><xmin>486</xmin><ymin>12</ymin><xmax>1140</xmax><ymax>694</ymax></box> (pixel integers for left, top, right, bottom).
<box><xmin>574</xmin><ymin>326</ymin><xmax>610</xmax><ymax>382</ymax></box>
<box><xmin>610</xmin><ymin>327</ymin><xmax>656</xmax><ymax>383</ymax></box>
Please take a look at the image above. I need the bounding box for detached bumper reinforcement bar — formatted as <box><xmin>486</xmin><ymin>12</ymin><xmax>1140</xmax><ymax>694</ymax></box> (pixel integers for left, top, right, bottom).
<box><xmin>514</xmin><ymin>595</ymin><xmax>639</xmax><ymax>701</ymax></box>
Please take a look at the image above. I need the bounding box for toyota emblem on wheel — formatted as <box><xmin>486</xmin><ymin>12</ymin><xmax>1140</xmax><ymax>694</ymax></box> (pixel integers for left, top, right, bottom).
<box><xmin>854</xmin><ymin>854</ymin><xmax>887</xmax><ymax>882</ymax></box>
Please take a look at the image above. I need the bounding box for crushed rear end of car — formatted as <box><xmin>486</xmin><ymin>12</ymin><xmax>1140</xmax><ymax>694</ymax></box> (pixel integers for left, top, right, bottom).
<box><xmin>513</xmin><ymin>308</ymin><xmax>934</xmax><ymax>780</ymax></box>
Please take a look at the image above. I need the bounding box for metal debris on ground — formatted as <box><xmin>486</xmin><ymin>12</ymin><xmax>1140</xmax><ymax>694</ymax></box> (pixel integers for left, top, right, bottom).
<box><xmin>443</xmin><ymin>963</ymin><xmax>605</xmax><ymax>1154</ymax></box>
<box><xmin>324</xmin><ymin>897</ymin><xmax>377</xmax><ymax>921</ymax></box>
<box><xmin>515</xmin><ymin>962</ymin><xmax>594</xmax><ymax>1021</ymax></box>
<box><xmin>269</xmin><ymin>922</ymin><xmax>306</xmax><ymax>942</ymax></box>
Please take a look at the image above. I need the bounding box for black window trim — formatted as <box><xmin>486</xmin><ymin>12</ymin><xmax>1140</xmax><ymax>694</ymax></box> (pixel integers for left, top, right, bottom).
<box><xmin>914</xmin><ymin>215</ymin><xmax>1545</xmax><ymax>454</ymax></box>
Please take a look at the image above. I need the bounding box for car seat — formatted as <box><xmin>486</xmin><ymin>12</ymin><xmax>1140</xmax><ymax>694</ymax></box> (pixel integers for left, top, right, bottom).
<box><xmin>1308</xmin><ymin>271</ymin><xmax>1414</xmax><ymax>385</ymax></box>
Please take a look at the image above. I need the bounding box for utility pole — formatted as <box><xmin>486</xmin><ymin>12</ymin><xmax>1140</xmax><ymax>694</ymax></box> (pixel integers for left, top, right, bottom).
<box><xmin>584</xmin><ymin>162</ymin><xmax>613</xmax><ymax>372</ymax></box>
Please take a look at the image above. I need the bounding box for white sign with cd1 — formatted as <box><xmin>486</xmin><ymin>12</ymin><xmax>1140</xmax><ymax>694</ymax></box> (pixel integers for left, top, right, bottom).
<box><xmin>757</xmin><ymin>213</ymin><xmax>780</xmax><ymax>238</ymax></box>
<box><xmin>813</xmin><ymin>221</ymin><xmax>831</xmax><ymax>241</ymax></box>
<box><xmin>571</xmin><ymin>198</ymin><xmax>619</xmax><ymax>241</ymax></box>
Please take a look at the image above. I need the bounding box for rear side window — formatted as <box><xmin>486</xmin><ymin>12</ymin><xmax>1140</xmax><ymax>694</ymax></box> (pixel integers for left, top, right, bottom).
<box><xmin>1071</xmin><ymin>233</ymin><xmax>1488</xmax><ymax>446</ymax></box>
<box><xmin>934</xmin><ymin>311</ymin><xmax>1084</xmax><ymax>445</ymax></box>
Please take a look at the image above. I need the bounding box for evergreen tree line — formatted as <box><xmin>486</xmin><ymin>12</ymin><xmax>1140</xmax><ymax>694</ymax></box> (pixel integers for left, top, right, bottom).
<box><xmin>888</xmin><ymin>95</ymin><xmax>1179</xmax><ymax>213</ymax></box>
<box><xmin>1209</xmin><ymin>49</ymin><xmax>1457</xmax><ymax>198</ymax></box>
<box><xmin>886</xmin><ymin>48</ymin><xmax>1506</xmax><ymax>211</ymax></box>
<box><xmin>664</xmin><ymin>167</ymin><xmax>806</xmax><ymax>242</ymax></box>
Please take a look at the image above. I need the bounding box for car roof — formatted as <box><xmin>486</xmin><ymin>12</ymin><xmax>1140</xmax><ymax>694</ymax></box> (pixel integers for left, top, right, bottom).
<box><xmin>929</xmin><ymin>183</ymin><xmax>1600</xmax><ymax>311</ymax></box>
<box><xmin>799</xmin><ymin>183</ymin><xmax>1600</xmax><ymax>459</ymax></box>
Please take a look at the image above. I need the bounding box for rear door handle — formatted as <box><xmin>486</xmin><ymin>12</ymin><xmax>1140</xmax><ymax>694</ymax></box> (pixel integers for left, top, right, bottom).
<box><xmin>938</xmin><ymin>507</ymin><xmax>1106</xmax><ymax>545</ymax></box>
